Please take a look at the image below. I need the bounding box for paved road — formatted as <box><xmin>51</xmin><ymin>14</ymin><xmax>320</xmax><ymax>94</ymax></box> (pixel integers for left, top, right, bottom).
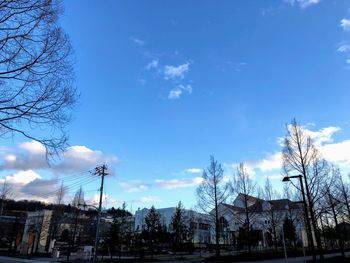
<box><xmin>0</xmin><ymin>252</ymin><xmax>347</xmax><ymax>263</ymax></box>
<box><xmin>0</xmin><ymin>256</ymin><xmax>52</xmax><ymax>263</ymax></box>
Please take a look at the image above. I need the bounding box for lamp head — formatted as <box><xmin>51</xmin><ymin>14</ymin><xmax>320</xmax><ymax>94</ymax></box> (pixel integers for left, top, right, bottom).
<box><xmin>282</xmin><ymin>176</ymin><xmax>290</xmax><ymax>182</ymax></box>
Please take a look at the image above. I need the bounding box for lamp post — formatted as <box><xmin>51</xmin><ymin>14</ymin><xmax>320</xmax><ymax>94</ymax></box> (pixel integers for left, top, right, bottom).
<box><xmin>282</xmin><ymin>175</ymin><xmax>315</xmax><ymax>260</ymax></box>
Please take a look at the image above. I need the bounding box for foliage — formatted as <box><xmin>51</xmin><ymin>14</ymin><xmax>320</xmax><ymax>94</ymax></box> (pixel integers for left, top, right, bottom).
<box><xmin>106</xmin><ymin>203</ymin><xmax>133</xmax><ymax>255</ymax></box>
<box><xmin>170</xmin><ymin>201</ymin><xmax>189</xmax><ymax>249</ymax></box>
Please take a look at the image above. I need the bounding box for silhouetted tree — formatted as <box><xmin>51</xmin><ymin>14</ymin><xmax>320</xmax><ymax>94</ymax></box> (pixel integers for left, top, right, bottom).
<box><xmin>107</xmin><ymin>203</ymin><xmax>132</xmax><ymax>259</ymax></box>
<box><xmin>197</xmin><ymin>156</ymin><xmax>229</xmax><ymax>256</ymax></box>
<box><xmin>263</xmin><ymin>178</ymin><xmax>282</xmax><ymax>251</ymax></box>
<box><xmin>283</xmin><ymin>217</ymin><xmax>296</xmax><ymax>247</ymax></box>
<box><xmin>0</xmin><ymin>0</ymin><xmax>77</xmax><ymax>155</ymax></box>
<box><xmin>231</xmin><ymin>162</ymin><xmax>257</xmax><ymax>254</ymax></box>
<box><xmin>283</xmin><ymin>119</ymin><xmax>326</xmax><ymax>259</ymax></box>
<box><xmin>142</xmin><ymin>206</ymin><xmax>162</xmax><ymax>257</ymax></box>
<box><xmin>170</xmin><ymin>201</ymin><xmax>189</xmax><ymax>251</ymax></box>
<box><xmin>0</xmin><ymin>180</ymin><xmax>12</xmax><ymax>215</ymax></box>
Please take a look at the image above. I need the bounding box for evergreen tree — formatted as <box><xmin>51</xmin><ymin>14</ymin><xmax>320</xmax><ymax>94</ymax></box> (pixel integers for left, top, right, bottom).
<box><xmin>283</xmin><ymin>217</ymin><xmax>297</xmax><ymax>246</ymax></box>
<box><xmin>170</xmin><ymin>201</ymin><xmax>189</xmax><ymax>250</ymax></box>
<box><xmin>142</xmin><ymin>206</ymin><xmax>162</xmax><ymax>256</ymax></box>
<box><xmin>107</xmin><ymin>203</ymin><xmax>131</xmax><ymax>258</ymax></box>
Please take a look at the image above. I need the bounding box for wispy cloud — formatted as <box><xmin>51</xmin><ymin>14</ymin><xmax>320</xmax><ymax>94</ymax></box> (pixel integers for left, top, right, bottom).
<box><xmin>130</xmin><ymin>37</ymin><xmax>145</xmax><ymax>46</ymax></box>
<box><xmin>346</xmin><ymin>59</ymin><xmax>350</xmax><ymax>64</ymax></box>
<box><xmin>337</xmin><ymin>43</ymin><xmax>350</xmax><ymax>53</ymax></box>
<box><xmin>164</xmin><ymin>62</ymin><xmax>190</xmax><ymax>80</ymax></box>
<box><xmin>226</xmin><ymin>61</ymin><xmax>247</xmax><ymax>72</ymax></box>
<box><xmin>168</xmin><ymin>84</ymin><xmax>192</xmax><ymax>100</ymax></box>
<box><xmin>133</xmin><ymin>196</ymin><xmax>161</xmax><ymax>204</ymax></box>
<box><xmin>155</xmin><ymin>177</ymin><xmax>203</xmax><ymax>189</ymax></box>
<box><xmin>185</xmin><ymin>168</ymin><xmax>203</xmax><ymax>174</ymax></box>
<box><xmin>137</xmin><ymin>78</ymin><xmax>147</xmax><ymax>85</ymax></box>
<box><xmin>146</xmin><ymin>59</ymin><xmax>159</xmax><ymax>70</ymax></box>
<box><xmin>340</xmin><ymin>19</ymin><xmax>350</xmax><ymax>30</ymax></box>
<box><xmin>285</xmin><ymin>0</ymin><xmax>321</xmax><ymax>9</ymax></box>
<box><xmin>119</xmin><ymin>180</ymin><xmax>150</xmax><ymax>193</ymax></box>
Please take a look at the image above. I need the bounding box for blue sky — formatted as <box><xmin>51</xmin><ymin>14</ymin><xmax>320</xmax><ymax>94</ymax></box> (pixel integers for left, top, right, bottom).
<box><xmin>1</xmin><ymin>0</ymin><xmax>350</xmax><ymax>211</ymax></box>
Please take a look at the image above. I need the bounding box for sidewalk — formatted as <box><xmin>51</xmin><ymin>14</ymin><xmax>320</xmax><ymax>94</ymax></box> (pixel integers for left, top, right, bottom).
<box><xmin>0</xmin><ymin>255</ymin><xmax>77</xmax><ymax>263</ymax></box>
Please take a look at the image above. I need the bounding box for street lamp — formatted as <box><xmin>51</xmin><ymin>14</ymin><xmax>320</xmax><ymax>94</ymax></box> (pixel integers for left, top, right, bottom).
<box><xmin>282</xmin><ymin>175</ymin><xmax>315</xmax><ymax>259</ymax></box>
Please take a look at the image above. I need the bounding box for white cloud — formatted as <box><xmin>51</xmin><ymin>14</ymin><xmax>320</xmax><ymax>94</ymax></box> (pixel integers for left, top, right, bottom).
<box><xmin>0</xmin><ymin>170</ymin><xmax>41</xmax><ymax>185</ymax></box>
<box><xmin>340</xmin><ymin>19</ymin><xmax>350</xmax><ymax>30</ymax></box>
<box><xmin>146</xmin><ymin>59</ymin><xmax>159</xmax><ymax>69</ymax></box>
<box><xmin>225</xmin><ymin>162</ymin><xmax>257</xmax><ymax>179</ymax></box>
<box><xmin>185</xmin><ymin>168</ymin><xmax>203</xmax><ymax>174</ymax></box>
<box><xmin>164</xmin><ymin>63</ymin><xmax>190</xmax><ymax>80</ymax></box>
<box><xmin>0</xmin><ymin>141</ymin><xmax>47</xmax><ymax>171</ymax></box>
<box><xmin>0</xmin><ymin>141</ymin><xmax>117</xmax><ymax>175</ymax></box>
<box><xmin>19</xmin><ymin>141</ymin><xmax>46</xmax><ymax>155</ymax></box>
<box><xmin>337</xmin><ymin>43</ymin><xmax>350</xmax><ymax>53</ymax></box>
<box><xmin>89</xmin><ymin>193</ymin><xmax>123</xmax><ymax>207</ymax></box>
<box><xmin>119</xmin><ymin>180</ymin><xmax>150</xmax><ymax>193</ymax></box>
<box><xmin>245</xmin><ymin>125</ymin><xmax>350</xmax><ymax>178</ymax></box>
<box><xmin>168</xmin><ymin>88</ymin><xmax>182</xmax><ymax>99</ymax></box>
<box><xmin>4</xmin><ymin>154</ymin><xmax>16</xmax><ymax>163</ymax></box>
<box><xmin>302</xmin><ymin>126</ymin><xmax>341</xmax><ymax>146</ymax></box>
<box><xmin>155</xmin><ymin>177</ymin><xmax>203</xmax><ymax>189</ymax></box>
<box><xmin>255</xmin><ymin>153</ymin><xmax>283</xmax><ymax>172</ymax></box>
<box><xmin>319</xmin><ymin>140</ymin><xmax>350</xmax><ymax>168</ymax></box>
<box><xmin>168</xmin><ymin>84</ymin><xmax>192</xmax><ymax>99</ymax></box>
<box><xmin>346</xmin><ymin>59</ymin><xmax>350</xmax><ymax>64</ymax></box>
<box><xmin>285</xmin><ymin>0</ymin><xmax>321</xmax><ymax>9</ymax></box>
<box><xmin>55</xmin><ymin>146</ymin><xmax>117</xmax><ymax>174</ymax></box>
<box><xmin>130</xmin><ymin>37</ymin><xmax>145</xmax><ymax>46</ymax></box>
<box><xmin>0</xmin><ymin>170</ymin><xmax>61</xmax><ymax>203</ymax></box>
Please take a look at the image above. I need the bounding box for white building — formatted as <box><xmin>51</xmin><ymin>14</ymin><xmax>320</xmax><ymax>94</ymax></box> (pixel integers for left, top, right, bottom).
<box><xmin>214</xmin><ymin>194</ymin><xmax>306</xmax><ymax>247</ymax></box>
<box><xmin>134</xmin><ymin>207</ymin><xmax>211</xmax><ymax>243</ymax></box>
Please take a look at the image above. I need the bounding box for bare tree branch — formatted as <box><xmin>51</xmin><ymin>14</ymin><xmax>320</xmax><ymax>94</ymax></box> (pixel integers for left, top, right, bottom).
<box><xmin>0</xmin><ymin>0</ymin><xmax>77</xmax><ymax>157</ymax></box>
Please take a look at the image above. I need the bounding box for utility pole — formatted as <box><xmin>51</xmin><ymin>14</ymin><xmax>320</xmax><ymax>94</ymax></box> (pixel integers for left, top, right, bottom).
<box><xmin>93</xmin><ymin>164</ymin><xmax>108</xmax><ymax>263</ymax></box>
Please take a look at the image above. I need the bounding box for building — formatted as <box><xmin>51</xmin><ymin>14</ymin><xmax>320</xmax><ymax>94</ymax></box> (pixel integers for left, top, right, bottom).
<box><xmin>0</xmin><ymin>212</ymin><xmax>26</xmax><ymax>251</ymax></box>
<box><xmin>213</xmin><ymin>194</ymin><xmax>306</xmax><ymax>248</ymax></box>
<box><xmin>19</xmin><ymin>210</ymin><xmax>53</xmax><ymax>254</ymax></box>
<box><xmin>134</xmin><ymin>207</ymin><xmax>211</xmax><ymax>243</ymax></box>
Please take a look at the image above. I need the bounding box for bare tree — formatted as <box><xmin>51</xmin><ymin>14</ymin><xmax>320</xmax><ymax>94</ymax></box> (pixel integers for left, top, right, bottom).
<box><xmin>196</xmin><ymin>156</ymin><xmax>229</xmax><ymax>257</ymax></box>
<box><xmin>263</xmin><ymin>178</ymin><xmax>283</xmax><ymax>251</ymax></box>
<box><xmin>321</xmin><ymin>181</ymin><xmax>345</xmax><ymax>257</ymax></box>
<box><xmin>332</xmin><ymin>167</ymin><xmax>350</xmax><ymax>221</ymax></box>
<box><xmin>283</xmin><ymin>184</ymin><xmax>303</xmax><ymax>248</ymax></box>
<box><xmin>67</xmin><ymin>186</ymin><xmax>84</xmax><ymax>260</ymax></box>
<box><xmin>282</xmin><ymin>119</ymin><xmax>327</xmax><ymax>259</ymax></box>
<box><xmin>0</xmin><ymin>0</ymin><xmax>77</xmax><ymax>155</ymax></box>
<box><xmin>72</xmin><ymin>186</ymin><xmax>84</xmax><ymax>208</ymax></box>
<box><xmin>231</xmin><ymin>162</ymin><xmax>257</xmax><ymax>254</ymax></box>
<box><xmin>55</xmin><ymin>182</ymin><xmax>66</xmax><ymax>205</ymax></box>
<box><xmin>50</xmin><ymin>182</ymin><xmax>66</xmax><ymax>241</ymax></box>
<box><xmin>0</xmin><ymin>180</ymin><xmax>12</xmax><ymax>215</ymax></box>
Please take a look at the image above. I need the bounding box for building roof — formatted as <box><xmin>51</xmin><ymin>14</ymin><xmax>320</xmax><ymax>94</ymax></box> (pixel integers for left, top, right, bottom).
<box><xmin>222</xmin><ymin>203</ymin><xmax>245</xmax><ymax>212</ymax></box>
<box><xmin>268</xmin><ymin>199</ymin><xmax>301</xmax><ymax>210</ymax></box>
